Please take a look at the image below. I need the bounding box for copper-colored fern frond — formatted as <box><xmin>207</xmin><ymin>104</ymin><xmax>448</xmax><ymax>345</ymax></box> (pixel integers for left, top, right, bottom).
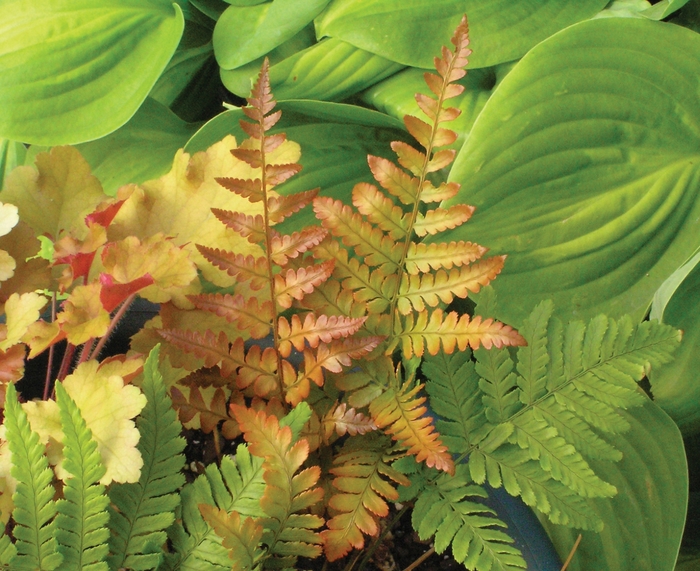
<box><xmin>370</xmin><ymin>378</ymin><xmax>454</xmax><ymax>474</ymax></box>
<box><xmin>188</xmin><ymin>293</ymin><xmax>273</xmax><ymax>339</ymax></box>
<box><xmin>321</xmin><ymin>436</ymin><xmax>410</xmax><ymax>561</ymax></box>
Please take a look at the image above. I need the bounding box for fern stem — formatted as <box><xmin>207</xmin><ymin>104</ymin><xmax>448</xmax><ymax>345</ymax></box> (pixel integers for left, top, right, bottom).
<box><xmin>356</xmin><ymin>504</ymin><xmax>409</xmax><ymax>571</ymax></box>
<box><xmin>560</xmin><ymin>534</ymin><xmax>582</xmax><ymax>571</ymax></box>
<box><xmin>403</xmin><ymin>546</ymin><xmax>434</xmax><ymax>571</ymax></box>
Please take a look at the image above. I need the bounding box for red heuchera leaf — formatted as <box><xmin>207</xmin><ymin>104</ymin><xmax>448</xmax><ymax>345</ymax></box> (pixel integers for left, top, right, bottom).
<box><xmin>86</xmin><ymin>198</ymin><xmax>126</xmax><ymax>227</ymax></box>
<box><xmin>99</xmin><ymin>273</ymin><xmax>155</xmax><ymax>312</ymax></box>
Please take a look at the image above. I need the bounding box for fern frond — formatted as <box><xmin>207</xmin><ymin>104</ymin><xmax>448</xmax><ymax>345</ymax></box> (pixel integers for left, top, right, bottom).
<box><xmin>268</xmin><ymin>188</ymin><xmax>320</xmax><ymax>224</ymax></box>
<box><xmin>405</xmin><ymin>241</ymin><xmax>486</xmax><ymax>274</ymax></box>
<box><xmin>158</xmin><ymin>329</ymin><xmax>238</xmax><ymax>377</ymax></box>
<box><xmin>322</xmin><ymin>403</ymin><xmax>377</xmax><ymax>441</ymax></box>
<box><xmin>196</xmin><ymin>246</ymin><xmax>268</xmax><ymax>290</ymax></box>
<box><xmin>270</xmin><ymin>226</ymin><xmax>328</xmax><ymax>265</ymax></box>
<box><xmin>54</xmin><ymin>382</ymin><xmax>109</xmax><ymax>571</ymax></box>
<box><xmin>211</xmin><ymin>209</ymin><xmax>265</xmax><ymax>244</ymax></box>
<box><xmin>474</xmin><ymin>346</ymin><xmax>521</xmax><ymax>424</ymax></box>
<box><xmin>214</xmin><ymin>177</ymin><xmax>263</xmax><ymax>203</ymax></box>
<box><xmin>0</xmin><ymin>535</ymin><xmax>16</xmax><ymax>568</ymax></box>
<box><xmin>188</xmin><ymin>293</ymin><xmax>273</xmax><ymax>339</ymax></box>
<box><xmin>108</xmin><ymin>347</ymin><xmax>186</xmax><ymax>571</ymax></box>
<box><xmin>198</xmin><ymin>506</ymin><xmax>264</xmax><ymax>571</ymax></box>
<box><xmin>397</xmin><ymin>257</ymin><xmax>505</xmax><ymax>314</ymax></box>
<box><xmin>367</xmin><ymin>155</ymin><xmax>420</xmax><ymax>206</ymax></box>
<box><xmin>166</xmin><ymin>448</ymin><xmax>266</xmax><ymax>571</ymax></box>
<box><xmin>171</xmin><ymin>385</ymin><xmax>239</xmax><ymax>438</ymax></box>
<box><xmin>411</xmin><ymin>465</ymin><xmax>526</xmax><ymax>571</ymax></box>
<box><xmin>313</xmin><ymin>197</ymin><xmax>402</xmax><ymax>271</ymax></box>
<box><xmin>4</xmin><ymin>382</ymin><xmax>62</xmax><ymax>570</ymax></box>
<box><xmin>351</xmin><ymin>182</ymin><xmax>409</xmax><ymax>240</ymax></box>
<box><xmin>423</xmin><ymin>351</ymin><xmax>490</xmax><ymax>452</ymax></box>
<box><xmin>413</xmin><ymin>204</ymin><xmax>474</xmax><ymax>237</ymax></box>
<box><xmin>369</xmin><ymin>378</ymin><xmax>454</xmax><ymax>473</ymax></box>
<box><xmin>277</xmin><ymin>313</ymin><xmax>367</xmax><ymax>357</ymax></box>
<box><xmin>232</xmin><ymin>405</ymin><xmax>324</xmax><ymax>568</ymax></box>
<box><xmin>398</xmin><ymin>309</ymin><xmax>526</xmax><ymax>358</ymax></box>
<box><xmin>390</xmin><ymin>141</ymin><xmax>454</xmax><ymax>176</ymax></box>
<box><xmin>321</xmin><ymin>434</ymin><xmax>409</xmax><ymax>561</ymax></box>
<box><xmin>418</xmin><ymin>179</ymin><xmax>461</xmax><ymax>203</ymax></box>
<box><xmin>273</xmin><ymin>260</ymin><xmax>335</xmax><ymax>309</ymax></box>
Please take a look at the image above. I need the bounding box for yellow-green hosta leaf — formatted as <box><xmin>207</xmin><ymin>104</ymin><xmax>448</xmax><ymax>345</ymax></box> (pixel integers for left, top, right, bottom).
<box><xmin>542</xmin><ymin>400</ymin><xmax>687</xmax><ymax>571</ymax></box>
<box><xmin>0</xmin><ymin>0</ymin><xmax>184</xmax><ymax>145</ymax></box>
<box><xmin>213</xmin><ymin>0</ymin><xmax>331</xmax><ymax>69</ymax></box>
<box><xmin>315</xmin><ymin>0</ymin><xmax>608</xmax><ymax>69</ymax></box>
<box><xmin>443</xmin><ymin>17</ymin><xmax>700</xmax><ymax>325</ymax></box>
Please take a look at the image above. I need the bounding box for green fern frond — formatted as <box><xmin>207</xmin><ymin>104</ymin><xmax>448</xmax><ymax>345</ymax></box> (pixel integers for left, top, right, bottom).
<box><xmin>198</xmin><ymin>506</ymin><xmax>264</xmax><ymax>571</ymax></box>
<box><xmin>54</xmin><ymin>382</ymin><xmax>109</xmax><ymax>571</ymax></box>
<box><xmin>411</xmin><ymin>464</ymin><xmax>526</xmax><ymax>571</ymax></box>
<box><xmin>4</xmin><ymin>382</ymin><xmax>62</xmax><ymax>571</ymax></box>
<box><xmin>0</xmin><ymin>534</ymin><xmax>16</xmax><ymax>569</ymax></box>
<box><xmin>165</xmin><ymin>448</ymin><xmax>266</xmax><ymax>571</ymax></box>
<box><xmin>474</xmin><ymin>345</ymin><xmax>520</xmax><ymax>424</ymax></box>
<box><xmin>108</xmin><ymin>345</ymin><xmax>186</xmax><ymax>571</ymax></box>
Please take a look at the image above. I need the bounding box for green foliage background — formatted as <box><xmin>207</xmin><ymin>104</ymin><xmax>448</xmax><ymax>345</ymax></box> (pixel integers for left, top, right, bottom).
<box><xmin>0</xmin><ymin>0</ymin><xmax>698</xmax><ymax>569</ymax></box>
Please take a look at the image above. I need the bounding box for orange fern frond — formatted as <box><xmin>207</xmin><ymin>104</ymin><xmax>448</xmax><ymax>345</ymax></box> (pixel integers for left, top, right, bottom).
<box><xmin>268</xmin><ymin>188</ymin><xmax>320</xmax><ymax>224</ymax></box>
<box><xmin>404</xmin><ymin>241</ymin><xmax>487</xmax><ymax>274</ymax></box>
<box><xmin>413</xmin><ymin>204</ymin><xmax>475</xmax><ymax>237</ymax></box>
<box><xmin>277</xmin><ymin>313</ymin><xmax>367</xmax><ymax>357</ymax></box>
<box><xmin>232</xmin><ymin>404</ymin><xmax>324</xmax><ymax>565</ymax></box>
<box><xmin>215</xmin><ymin>177</ymin><xmax>263</xmax><ymax>203</ymax></box>
<box><xmin>265</xmin><ymin>163</ymin><xmax>303</xmax><ymax>186</ymax></box>
<box><xmin>158</xmin><ymin>329</ymin><xmax>238</xmax><ymax>377</ymax></box>
<box><xmin>273</xmin><ymin>260</ymin><xmax>335</xmax><ymax>309</ymax></box>
<box><xmin>370</xmin><ymin>379</ymin><xmax>454</xmax><ymax>474</ymax></box>
<box><xmin>270</xmin><ymin>226</ymin><xmax>328</xmax><ymax>265</ymax></box>
<box><xmin>314</xmin><ymin>197</ymin><xmax>402</xmax><ymax>270</ymax></box>
<box><xmin>299</xmin><ymin>336</ymin><xmax>382</xmax><ymax>389</ymax></box>
<box><xmin>397</xmin><ymin>309</ymin><xmax>526</xmax><ymax>358</ymax></box>
<box><xmin>211</xmin><ymin>209</ymin><xmax>266</xmax><ymax>244</ymax></box>
<box><xmin>322</xmin><ymin>403</ymin><xmax>377</xmax><ymax>442</ymax></box>
<box><xmin>233</xmin><ymin>342</ymin><xmax>280</xmax><ymax>397</ymax></box>
<box><xmin>351</xmin><ymin>182</ymin><xmax>409</xmax><ymax>240</ymax></box>
<box><xmin>188</xmin><ymin>293</ymin><xmax>273</xmax><ymax>339</ymax></box>
<box><xmin>397</xmin><ymin>256</ymin><xmax>506</xmax><ymax>314</ymax></box>
<box><xmin>171</xmin><ymin>384</ymin><xmax>240</xmax><ymax>439</ymax></box>
<box><xmin>321</xmin><ymin>436</ymin><xmax>409</xmax><ymax>561</ymax></box>
<box><xmin>196</xmin><ymin>246</ymin><xmax>269</xmax><ymax>290</ymax></box>
<box><xmin>367</xmin><ymin>155</ymin><xmax>420</xmax><ymax>206</ymax></box>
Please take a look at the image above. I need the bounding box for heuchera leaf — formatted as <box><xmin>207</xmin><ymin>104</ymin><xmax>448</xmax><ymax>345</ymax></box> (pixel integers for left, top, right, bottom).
<box><xmin>0</xmin><ymin>202</ymin><xmax>18</xmax><ymax>281</ymax></box>
<box><xmin>21</xmin><ymin>359</ymin><xmax>147</xmax><ymax>484</ymax></box>
<box><xmin>0</xmin><ymin>292</ymin><xmax>47</xmax><ymax>351</ymax></box>
<box><xmin>56</xmin><ymin>283</ymin><xmax>111</xmax><ymax>345</ymax></box>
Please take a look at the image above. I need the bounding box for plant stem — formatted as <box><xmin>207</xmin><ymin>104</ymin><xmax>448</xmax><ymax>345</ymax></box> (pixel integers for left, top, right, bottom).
<box><xmin>56</xmin><ymin>343</ymin><xmax>76</xmax><ymax>383</ymax></box>
<box><xmin>88</xmin><ymin>294</ymin><xmax>136</xmax><ymax>361</ymax></box>
<box><xmin>42</xmin><ymin>292</ymin><xmax>57</xmax><ymax>400</ymax></box>
<box><xmin>560</xmin><ymin>534</ymin><xmax>582</xmax><ymax>571</ymax></box>
<box><xmin>356</xmin><ymin>504</ymin><xmax>409</xmax><ymax>571</ymax></box>
<box><xmin>402</xmin><ymin>546</ymin><xmax>434</xmax><ymax>571</ymax></box>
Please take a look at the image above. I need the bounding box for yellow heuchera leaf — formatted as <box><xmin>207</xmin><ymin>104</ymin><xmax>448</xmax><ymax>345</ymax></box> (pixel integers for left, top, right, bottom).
<box><xmin>0</xmin><ymin>202</ymin><xmax>19</xmax><ymax>282</ymax></box>
<box><xmin>101</xmin><ymin>234</ymin><xmax>198</xmax><ymax>305</ymax></box>
<box><xmin>109</xmin><ymin>135</ymin><xmax>301</xmax><ymax>287</ymax></box>
<box><xmin>57</xmin><ymin>283</ymin><xmax>111</xmax><ymax>345</ymax></box>
<box><xmin>21</xmin><ymin>360</ymin><xmax>147</xmax><ymax>484</ymax></box>
<box><xmin>2</xmin><ymin>146</ymin><xmax>107</xmax><ymax>240</ymax></box>
<box><xmin>0</xmin><ymin>292</ymin><xmax>47</xmax><ymax>351</ymax></box>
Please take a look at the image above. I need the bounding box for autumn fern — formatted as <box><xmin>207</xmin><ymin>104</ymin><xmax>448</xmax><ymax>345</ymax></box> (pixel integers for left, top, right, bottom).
<box><xmin>414</xmin><ymin>292</ymin><xmax>681</xmax><ymax>569</ymax></box>
<box><xmin>306</xmin><ymin>16</ymin><xmax>524</xmax><ymax>560</ymax></box>
<box><xmin>4</xmin><ymin>383</ymin><xmax>62</xmax><ymax>571</ymax></box>
<box><xmin>108</xmin><ymin>345</ymin><xmax>186</xmax><ymax>571</ymax></box>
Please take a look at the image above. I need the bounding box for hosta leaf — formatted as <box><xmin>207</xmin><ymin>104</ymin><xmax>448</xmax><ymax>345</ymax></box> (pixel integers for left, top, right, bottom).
<box><xmin>314</xmin><ymin>0</ymin><xmax>607</xmax><ymax>69</ymax></box>
<box><xmin>71</xmin><ymin>98</ymin><xmax>201</xmax><ymax>197</ymax></box>
<box><xmin>221</xmin><ymin>38</ymin><xmax>403</xmax><ymax>101</ymax></box>
<box><xmin>213</xmin><ymin>0</ymin><xmax>331</xmax><ymax>69</ymax></box>
<box><xmin>542</xmin><ymin>400</ymin><xmax>687</xmax><ymax>571</ymax></box>
<box><xmin>444</xmin><ymin>17</ymin><xmax>700</xmax><ymax>325</ymax></box>
<box><xmin>0</xmin><ymin>0</ymin><xmax>184</xmax><ymax>145</ymax></box>
<box><xmin>648</xmin><ymin>249</ymin><xmax>700</xmax><ymax>434</ymax></box>
<box><xmin>0</xmin><ymin>139</ymin><xmax>25</xmax><ymax>192</ymax></box>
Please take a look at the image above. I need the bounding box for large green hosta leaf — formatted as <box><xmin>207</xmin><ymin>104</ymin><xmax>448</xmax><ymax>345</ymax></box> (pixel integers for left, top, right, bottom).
<box><xmin>542</xmin><ymin>400</ymin><xmax>687</xmax><ymax>571</ymax></box>
<box><xmin>0</xmin><ymin>0</ymin><xmax>184</xmax><ymax>145</ymax></box>
<box><xmin>185</xmin><ymin>100</ymin><xmax>408</xmax><ymax>230</ymax></box>
<box><xmin>315</xmin><ymin>0</ymin><xmax>608</xmax><ymax>69</ymax></box>
<box><xmin>443</xmin><ymin>17</ymin><xmax>700</xmax><ymax>326</ymax></box>
<box><xmin>648</xmin><ymin>249</ymin><xmax>700</xmax><ymax>435</ymax></box>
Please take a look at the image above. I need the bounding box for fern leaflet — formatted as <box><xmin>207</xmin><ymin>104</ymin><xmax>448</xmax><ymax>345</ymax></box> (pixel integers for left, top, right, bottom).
<box><xmin>4</xmin><ymin>382</ymin><xmax>62</xmax><ymax>570</ymax></box>
<box><xmin>108</xmin><ymin>345</ymin><xmax>186</xmax><ymax>571</ymax></box>
<box><xmin>54</xmin><ymin>382</ymin><xmax>110</xmax><ymax>571</ymax></box>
